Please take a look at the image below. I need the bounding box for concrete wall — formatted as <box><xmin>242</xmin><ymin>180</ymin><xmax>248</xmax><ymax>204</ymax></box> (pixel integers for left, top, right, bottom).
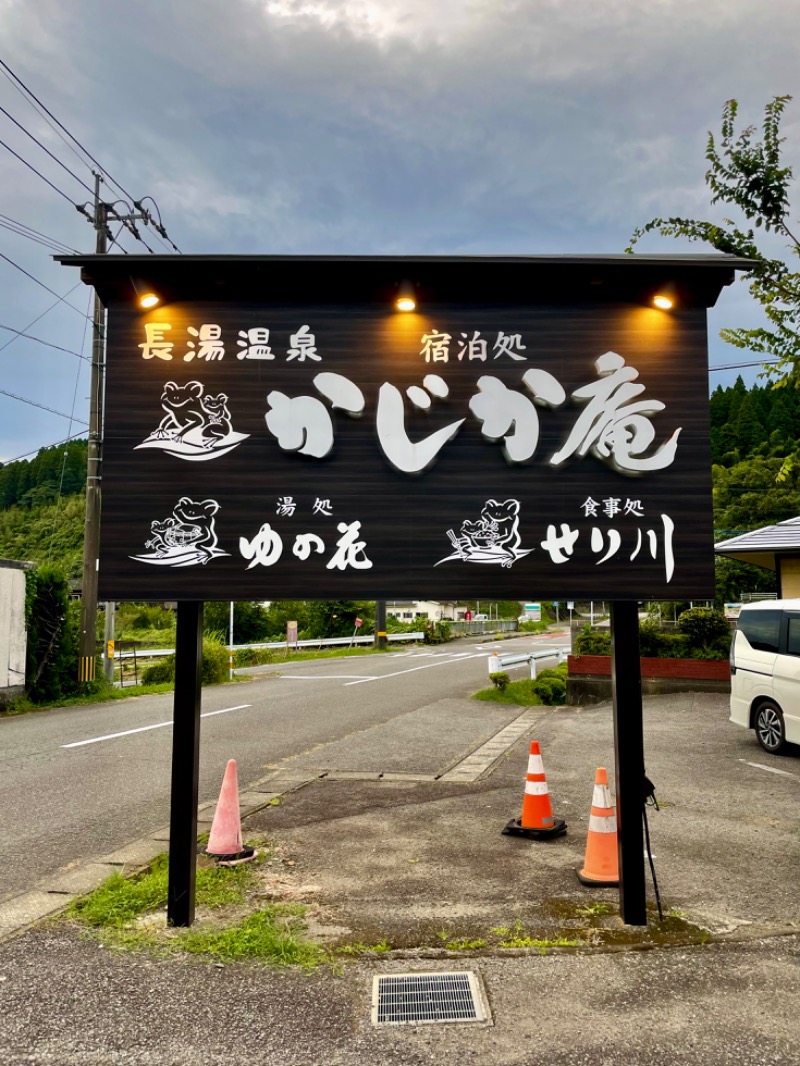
<box><xmin>0</xmin><ymin>562</ymin><xmax>27</xmax><ymax>703</ymax></box>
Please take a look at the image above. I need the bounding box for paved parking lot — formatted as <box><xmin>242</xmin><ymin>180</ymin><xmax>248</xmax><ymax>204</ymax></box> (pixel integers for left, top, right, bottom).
<box><xmin>3</xmin><ymin>690</ymin><xmax>800</xmax><ymax>1065</ymax></box>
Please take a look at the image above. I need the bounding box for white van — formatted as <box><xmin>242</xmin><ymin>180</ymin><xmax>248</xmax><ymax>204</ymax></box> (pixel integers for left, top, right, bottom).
<box><xmin>730</xmin><ymin>599</ymin><xmax>800</xmax><ymax>754</ymax></box>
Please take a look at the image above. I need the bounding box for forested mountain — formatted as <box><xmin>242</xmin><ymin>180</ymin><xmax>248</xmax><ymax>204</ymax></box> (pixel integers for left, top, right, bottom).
<box><xmin>709</xmin><ymin>378</ymin><xmax>800</xmax><ymax>536</ymax></box>
<box><xmin>710</xmin><ymin>377</ymin><xmax>800</xmax><ymax>468</ymax></box>
<box><xmin>0</xmin><ymin>439</ymin><xmax>87</xmax><ymax>510</ymax></box>
<box><xmin>0</xmin><ymin>440</ymin><xmax>87</xmax><ymax>578</ymax></box>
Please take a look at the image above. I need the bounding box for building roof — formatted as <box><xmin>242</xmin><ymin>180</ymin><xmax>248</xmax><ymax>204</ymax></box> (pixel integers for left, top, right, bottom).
<box><xmin>54</xmin><ymin>252</ymin><xmax>752</xmax><ymax>309</ymax></box>
<box><xmin>714</xmin><ymin>517</ymin><xmax>800</xmax><ymax>571</ymax></box>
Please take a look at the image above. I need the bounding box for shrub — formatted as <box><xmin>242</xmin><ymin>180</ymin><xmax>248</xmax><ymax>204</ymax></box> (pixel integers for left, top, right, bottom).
<box><xmin>25</xmin><ymin>565</ymin><xmax>86</xmax><ymax>703</ymax></box>
<box><xmin>677</xmin><ymin>608</ymin><xmax>731</xmax><ymax>654</ymax></box>
<box><xmin>532</xmin><ymin>665</ymin><xmax>567</xmax><ymax>705</ymax></box>
<box><xmin>141</xmin><ymin>658</ymin><xmax>174</xmax><ymax>685</ymax></box>
<box><xmin>575</xmin><ymin>625</ymin><xmax>611</xmax><ymax>655</ymax></box>
<box><xmin>490</xmin><ymin>671</ymin><xmax>510</xmax><ymax>691</ymax></box>
<box><xmin>202</xmin><ymin>636</ymin><xmax>230</xmax><ymax>684</ymax></box>
<box><xmin>637</xmin><ymin>620</ymin><xmax>663</xmax><ymax>657</ymax></box>
<box><xmin>140</xmin><ymin>635</ymin><xmax>231</xmax><ymax>687</ymax></box>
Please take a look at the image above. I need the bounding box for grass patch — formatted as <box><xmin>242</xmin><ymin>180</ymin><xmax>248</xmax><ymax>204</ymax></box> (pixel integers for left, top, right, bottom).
<box><xmin>180</xmin><ymin>905</ymin><xmax>326</xmax><ymax>968</ymax></box>
<box><xmin>445</xmin><ymin>937</ymin><xmax>487</xmax><ymax>951</ymax></box>
<box><xmin>336</xmin><ymin>939</ymin><xmax>394</xmax><ymax>957</ymax></box>
<box><xmin>1</xmin><ymin>681</ymin><xmax>176</xmax><ymax>716</ymax></box>
<box><xmin>474</xmin><ymin>680</ymin><xmax>546</xmax><ymax>706</ymax></box>
<box><xmin>473</xmin><ymin>663</ymin><xmax>567</xmax><ymax>706</ymax></box>
<box><xmin>66</xmin><ymin>847</ymin><xmax>329</xmax><ymax>969</ymax></box>
<box><xmin>67</xmin><ymin>853</ymin><xmax>257</xmax><ymax>928</ymax></box>
<box><xmin>497</xmin><ymin>934</ymin><xmax>581</xmax><ymax>950</ymax></box>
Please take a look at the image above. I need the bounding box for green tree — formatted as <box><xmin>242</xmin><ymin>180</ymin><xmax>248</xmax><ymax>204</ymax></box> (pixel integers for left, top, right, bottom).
<box><xmin>629</xmin><ymin>96</ymin><xmax>800</xmax><ymax>473</ymax></box>
<box><xmin>203</xmin><ymin>601</ymin><xmax>270</xmax><ymax>644</ymax></box>
<box><xmin>25</xmin><ymin>565</ymin><xmax>83</xmax><ymax>703</ymax></box>
<box><xmin>713</xmin><ymin>456</ymin><xmax>800</xmax><ymax>530</ymax></box>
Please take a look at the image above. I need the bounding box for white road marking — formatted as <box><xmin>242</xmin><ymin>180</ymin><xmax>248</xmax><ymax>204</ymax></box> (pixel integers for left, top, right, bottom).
<box><xmin>738</xmin><ymin>759</ymin><xmax>797</xmax><ymax>778</ymax></box>
<box><xmin>62</xmin><ymin>704</ymin><xmax>253</xmax><ymax>749</ymax></box>
<box><xmin>284</xmin><ymin>675</ymin><xmax>378</xmax><ymax>681</ymax></box>
<box><xmin>344</xmin><ymin>653</ymin><xmax>486</xmax><ymax>686</ymax></box>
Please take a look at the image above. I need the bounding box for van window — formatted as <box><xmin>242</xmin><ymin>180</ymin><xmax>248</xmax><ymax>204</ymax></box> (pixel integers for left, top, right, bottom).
<box><xmin>787</xmin><ymin>617</ymin><xmax>800</xmax><ymax>657</ymax></box>
<box><xmin>737</xmin><ymin>610</ymin><xmax>781</xmax><ymax>653</ymax></box>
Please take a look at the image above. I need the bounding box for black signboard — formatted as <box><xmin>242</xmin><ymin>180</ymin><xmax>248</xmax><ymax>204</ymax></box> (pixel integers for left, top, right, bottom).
<box><xmin>59</xmin><ymin>255</ymin><xmax>740</xmax><ymax>602</ymax></box>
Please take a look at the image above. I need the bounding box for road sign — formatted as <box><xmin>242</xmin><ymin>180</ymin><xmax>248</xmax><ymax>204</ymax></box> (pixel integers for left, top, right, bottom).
<box><xmin>62</xmin><ymin>254</ymin><xmax>732</xmax><ymax>602</ymax></box>
<box><xmin>355</xmin><ymin>617</ymin><xmax>363</xmax><ymax>628</ymax></box>
<box><xmin>567</xmin><ymin>601</ymin><xmax>574</xmax><ymax>610</ymax></box>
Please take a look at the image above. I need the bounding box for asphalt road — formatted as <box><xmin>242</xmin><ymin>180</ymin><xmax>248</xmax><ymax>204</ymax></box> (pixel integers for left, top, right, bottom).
<box><xmin>0</xmin><ymin>633</ymin><xmax>569</xmax><ymax>901</ymax></box>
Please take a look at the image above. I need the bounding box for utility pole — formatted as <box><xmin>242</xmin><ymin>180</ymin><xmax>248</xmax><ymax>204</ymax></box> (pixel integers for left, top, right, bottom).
<box><xmin>77</xmin><ymin>175</ymin><xmax>160</xmax><ymax>683</ymax></box>
<box><xmin>77</xmin><ymin>173</ymin><xmax>107</xmax><ymax>683</ymax></box>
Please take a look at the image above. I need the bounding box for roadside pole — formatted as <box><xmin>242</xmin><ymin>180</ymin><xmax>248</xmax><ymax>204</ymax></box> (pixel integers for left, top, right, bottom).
<box><xmin>77</xmin><ymin>175</ymin><xmax>107</xmax><ymax>683</ymax></box>
<box><xmin>610</xmin><ymin>600</ymin><xmax>647</xmax><ymax>925</ymax></box>
<box><xmin>375</xmin><ymin>600</ymin><xmax>387</xmax><ymax>649</ymax></box>
<box><xmin>103</xmin><ymin>602</ymin><xmax>115</xmax><ymax>681</ymax></box>
<box><xmin>167</xmin><ymin>601</ymin><xmax>204</xmax><ymax>927</ymax></box>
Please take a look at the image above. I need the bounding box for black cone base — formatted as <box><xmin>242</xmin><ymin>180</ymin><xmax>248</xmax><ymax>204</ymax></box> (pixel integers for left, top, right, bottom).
<box><xmin>502</xmin><ymin>817</ymin><xmax>567</xmax><ymax>840</ymax></box>
<box><xmin>576</xmin><ymin>869</ymin><xmax>619</xmax><ymax>887</ymax></box>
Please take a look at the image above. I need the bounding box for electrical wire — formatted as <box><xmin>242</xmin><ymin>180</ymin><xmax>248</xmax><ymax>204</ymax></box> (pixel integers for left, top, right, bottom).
<box><xmin>0</xmin><ymin>61</ymin><xmax>89</xmax><ymax>172</ymax></box>
<box><xmin>47</xmin><ymin>291</ymin><xmax>92</xmax><ymax>562</ymax></box>
<box><xmin>0</xmin><ymin>282</ymin><xmax>84</xmax><ymax>354</ymax></box>
<box><xmin>0</xmin><ymin>60</ymin><xmax>180</xmax><ymax>254</ymax></box>
<box><xmin>0</xmin><ymin>103</ymin><xmax>95</xmax><ymax>195</ymax></box>
<box><xmin>0</xmin><ymin>134</ymin><xmax>78</xmax><ymax>207</ymax></box>
<box><xmin>0</xmin><ymin>387</ymin><xmax>88</xmax><ymax>424</ymax></box>
<box><xmin>3</xmin><ymin>430</ymin><xmax>86</xmax><ymax>465</ymax></box>
<box><xmin>710</xmin><ymin>359</ymin><xmax>781</xmax><ymax>372</ymax></box>
<box><xmin>0</xmin><ymin>251</ymin><xmax>89</xmax><ymax>317</ymax></box>
<box><xmin>0</xmin><ymin>213</ymin><xmax>78</xmax><ymax>254</ymax></box>
<box><xmin>0</xmin><ymin>322</ymin><xmax>89</xmax><ymax>361</ymax></box>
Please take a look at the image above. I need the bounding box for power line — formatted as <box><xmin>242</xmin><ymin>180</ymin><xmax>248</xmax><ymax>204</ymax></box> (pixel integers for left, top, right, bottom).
<box><xmin>0</xmin><ymin>134</ymin><xmax>78</xmax><ymax>206</ymax></box>
<box><xmin>47</xmin><ymin>291</ymin><xmax>92</xmax><ymax>561</ymax></box>
<box><xmin>0</xmin><ymin>103</ymin><xmax>95</xmax><ymax>195</ymax></box>
<box><xmin>710</xmin><ymin>359</ymin><xmax>781</xmax><ymax>372</ymax></box>
<box><xmin>0</xmin><ymin>62</ymin><xmax>89</xmax><ymax>173</ymax></box>
<box><xmin>0</xmin><ymin>322</ymin><xmax>89</xmax><ymax>361</ymax></box>
<box><xmin>0</xmin><ymin>282</ymin><xmax>84</xmax><ymax>354</ymax></box>
<box><xmin>0</xmin><ymin>251</ymin><xmax>90</xmax><ymax>317</ymax></box>
<box><xmin>3</xmin><ymin>429</ymin><xmax>87</xmax><ymax>465</ymax></box>
<box><xmin>0</xmin><ymin>387</ymin><xmax>88</xmax><ymax>424</ymax></box>
<box><xmin>0</xmin><ymin>60</ymin><xmax>179</xmax><ymax>254</ymax></box>
<box><xmin>0</xmin><ymin>212</ymin><xmax>78</xmax><ymax>254</ymax></box>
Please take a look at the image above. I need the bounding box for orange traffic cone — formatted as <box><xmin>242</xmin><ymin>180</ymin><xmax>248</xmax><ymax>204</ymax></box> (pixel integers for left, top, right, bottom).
<box><xmin>577</xmin><ymin>767</ymin><xmax>619</xmax><ymax>886</ymax></box>
<box><xmin>206</xmin><ymin>759</ymin><xmax>257</xmax><ymax>866</ymax></box>
<box><xmin>502</xmin><ymin>741</ymin><xmax>567</xmax><ymax>839</ymax></box>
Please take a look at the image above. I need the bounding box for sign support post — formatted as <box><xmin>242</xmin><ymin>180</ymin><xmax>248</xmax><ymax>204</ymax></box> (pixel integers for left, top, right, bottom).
<box><xmin>610</xmin><ymin>600</ymin><xmax>647</xmax><ymax>926</ymax></box>
<box><xmin>167</xmin><ymin>600</ymin><xmax>204</xmax><ymax>927</ymax></box>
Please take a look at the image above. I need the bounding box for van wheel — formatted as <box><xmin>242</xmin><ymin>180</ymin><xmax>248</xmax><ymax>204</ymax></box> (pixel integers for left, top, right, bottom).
<box><xmin>754</xmin><ymin>701</ymin><xmax>787</xmax><ymax>754</ymax></box>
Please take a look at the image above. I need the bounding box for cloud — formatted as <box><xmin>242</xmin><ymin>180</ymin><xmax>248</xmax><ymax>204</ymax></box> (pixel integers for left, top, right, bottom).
<box><xmin>0</xmin><ymin>0</ymin><xmax>799</xmax><ymax>458</ymax></box>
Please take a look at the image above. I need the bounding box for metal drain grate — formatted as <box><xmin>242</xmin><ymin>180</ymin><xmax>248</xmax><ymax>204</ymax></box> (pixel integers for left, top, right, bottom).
<box><xmin>372</xmin><ymin>971</ymin><xmax>489</xmax><ymax>1026</ymax></box>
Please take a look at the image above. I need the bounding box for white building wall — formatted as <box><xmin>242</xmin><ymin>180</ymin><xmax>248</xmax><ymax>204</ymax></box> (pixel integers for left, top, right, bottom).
<box><xmin>0</xmin><ymin>565</ymin><xmax>27</xmax><ymax>693</ymax></box>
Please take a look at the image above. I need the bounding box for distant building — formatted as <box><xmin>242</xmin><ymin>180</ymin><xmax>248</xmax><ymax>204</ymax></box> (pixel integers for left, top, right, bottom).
<box><xmin>386</xmin><ymin>600</ymin><xmax>466</xmax><ymax>623</ymax></box>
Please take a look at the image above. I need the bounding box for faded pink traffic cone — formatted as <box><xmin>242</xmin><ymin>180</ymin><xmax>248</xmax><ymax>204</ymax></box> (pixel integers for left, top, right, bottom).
<box><xmin>206</xmin><ymin>759</ymin><xmax>256</xmax><ymax>866</ymax></box>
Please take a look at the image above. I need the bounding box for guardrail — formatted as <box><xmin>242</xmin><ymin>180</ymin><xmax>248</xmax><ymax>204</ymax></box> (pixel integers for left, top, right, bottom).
<box><xmin>487</xmin><ymin>648</ymin><xmax>567</xmax><ymax>679</ymax></box>
<box><xmin>117</xmin><ymin>632</ymin><xmax>426</xmax><ymax>660</ymax></box>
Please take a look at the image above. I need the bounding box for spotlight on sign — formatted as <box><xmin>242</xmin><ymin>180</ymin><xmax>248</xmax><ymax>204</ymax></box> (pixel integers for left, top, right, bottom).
<box><xmin>395</xmin><ymin>281</ymin><xmax>416</xmax><ymax>312</ymax></box>
<box><xmin>131</xmin><ymin>277</ymin><xmax>161</xmax><ymax>310</ymax></box>
<box><xmin>652</xmin><ymin>287</ymin><xmax>675</xmax><ymax>310</ymax></box>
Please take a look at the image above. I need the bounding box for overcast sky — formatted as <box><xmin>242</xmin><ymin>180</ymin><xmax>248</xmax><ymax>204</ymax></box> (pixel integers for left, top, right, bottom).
<box><xmin>1</xmin><ymin>0</ymin><xmax>799</xmax><ymax>464</ymax></box>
